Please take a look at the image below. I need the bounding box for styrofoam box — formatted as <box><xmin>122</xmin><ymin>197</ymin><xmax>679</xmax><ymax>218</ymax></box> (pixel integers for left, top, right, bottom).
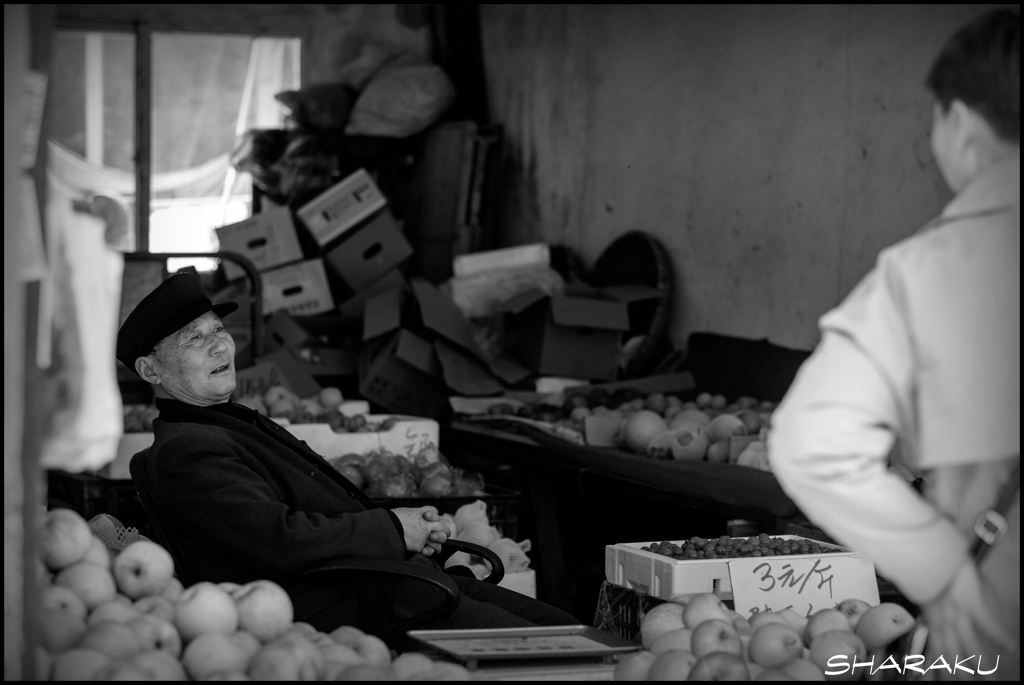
<box><xmin>605</xmin><ymin>536</ymin><xmax>860</xmax><ymax>601</ymax></box>
<box><xmin>102</xmin><ymin>402</ymin><xmax>371</xmax><ymax>480</ymax></box>
<box><xmin>284</xmin><ymin>415</ymin><xmax>440</xmax><ymax>460</ymax></box>
<box><xmin>498</xmin><ymin>569</ymin><xmax>537</xmax><ymax>598</ymax></box>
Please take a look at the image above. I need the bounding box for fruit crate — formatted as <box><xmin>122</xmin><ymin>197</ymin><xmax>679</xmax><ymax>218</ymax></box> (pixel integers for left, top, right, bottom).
<box><xmin>371</xmin><ymin>485</ymin><xmax>522</xmax><ymax>540</ymax></box>
<box><xmin>593</xmin><ymin>580</ymin><xmax>667</xmax><ymax>644</ymax></box>
<box><xmin>605</xmin><ymin>535</ymin><xmax>860</xmax><ymax>601</ymax></box>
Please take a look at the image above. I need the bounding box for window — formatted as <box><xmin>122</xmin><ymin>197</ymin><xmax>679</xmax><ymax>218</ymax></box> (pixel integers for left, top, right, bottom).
<box><xmin>48</xmin><ymin>29</ymin><xmax>301</xmax><ymax>272</ymax></box>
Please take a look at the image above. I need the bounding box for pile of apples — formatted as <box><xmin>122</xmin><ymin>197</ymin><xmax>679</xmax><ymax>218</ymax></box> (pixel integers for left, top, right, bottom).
<box><xmin>34</xmin><ymin>508</ymin><xmax>472</xmax><ymax>680</ymax></box>
<box><xmin>328</xmin><ymin>448</ymin><xmax>488</xmax><ymax>500</ymax></box>
<box><xmin>234</xmin><ymin>385</ymin><xmax>348</xmax><ymax>425</ymax></box>
<box><xmin>618</xmin><ymin>592</ymin><xmax>916</xmax><ymax>681</ymax></box>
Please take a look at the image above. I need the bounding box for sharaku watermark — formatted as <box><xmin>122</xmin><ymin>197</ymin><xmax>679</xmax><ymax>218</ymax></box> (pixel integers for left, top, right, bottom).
<box><xmin>826</xmin><ymin>654</ymin><xmax>1000</xmax><ymax>677</ymax></box>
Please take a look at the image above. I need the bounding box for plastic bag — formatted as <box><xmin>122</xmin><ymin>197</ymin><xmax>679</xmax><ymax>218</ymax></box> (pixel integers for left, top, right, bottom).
<box><xmin>453</xmin><ymin>500</ymin><xmax>488</xmax><ymax>533</ymax></box>
<box><xmin>488</xmin><ymin>537</ymin><xmax>532</xmax><ymax>573</ymax></box>
<box><xmin>345</xmin><ymin>62</ymin><xmax>456</xmax><ymax>138</ymax></box>
<box><xmin>275</xmin><ymin>83</ymin><xmax>358</xmax><ymax>133</ymax></box>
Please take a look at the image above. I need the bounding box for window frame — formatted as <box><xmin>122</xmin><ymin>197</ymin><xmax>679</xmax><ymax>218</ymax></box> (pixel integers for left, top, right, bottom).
<box><xmin>55</xmin><ymin>5</ymin><xmax>311</xmax><ymax>251</ymax></box>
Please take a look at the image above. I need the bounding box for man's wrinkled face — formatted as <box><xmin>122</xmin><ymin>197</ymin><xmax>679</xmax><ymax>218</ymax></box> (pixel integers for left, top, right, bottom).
<box><xmin>146</xmin><ymin>311</ymin><xmax>236</xmax><ymax>406</ymax></box>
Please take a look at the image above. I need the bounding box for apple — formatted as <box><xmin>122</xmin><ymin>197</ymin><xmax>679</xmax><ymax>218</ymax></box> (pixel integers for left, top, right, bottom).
<box><xmin>163</xmin><ymin>577</ymin><xmax>184</xmax><ymax>602</ymax></box>
<box><xmin>78</xmin><ymin>620</ymin><xmax>143</xmax><ymax>661</ymax></box>
<box><xmin>38</xmin><ymin>607</ymin><xmax>87</xmax><ymax>653</ymax></box>
<box><xmin>113</xmin><ymin>540</ymin><xmax>175</xmax><ymax>599</ymax></box>
<box><xmin>682</xmin><ymin>593</ymin><xmax>730</xmax><ymax>630</ymax></box>
<box><xmin>329</xmin><ymin>625</ymin><xmax>366</xmax><ymax>648</ymax></box>
<box><xmin>54</xmin><ymin>562</ymin><xmax>117</xmax><ymax>610</ymax></box>
<box><xmin>284</xmin><ymin>621</ymin><xmax>319</xmax><ymax>639</ymax></box>
<box><xmin>134</xmin><ymin>594</ymin><xmax>176</xmax><ymax>623</ymax></box>
<box><xmin>87</xmin><ymin>600</ymin><xmax>141</xmax><ymax>627</ymax></box>
<box><xmin>352</xmin><ymin>634</ymin><xmax>392</xmax><ymax>668</ymax></box>
<box><xmin>804</xmin><ymin>609</ymin><xmax>853</xmax><ymax>644</ymax></box>
<box><xmin>749</xmin><ymin>611</ymin><xmax>794</xmax><ymax>632</ymax></box>
<box><xmin>808</xmin><ymin>630</ymin><xmax>866</xmax><ymax>682</ymax></box>
<box><xmin>614</xmin><ymin>650</ymin><xmax>658</xmax><ymax>681</ymax></box>
<box><xmin>40</xmin><ymin>508</ymin><xmax>93</xmax><ymax>571</ymax></box>
<box><xmin>51</xmin><ymin>647</ymin><xmax>110</xmax><ymax>681</ymax></box>
<box><xmin>419</xmin><ymin>662</ymin><xmax>472</xmax><ymax>680</ymax></box>
<box><xmin>707</xmin><ymin>440</ymin><xmax>731</xmax><ymax>463</ymax></box>
<box><xmin>174</xmin><ymin>582</ymin><xmax>239</xmax><ymax>642</ymax></box>
<box><xmin>777</xmin><ymin>608</ymin><xmax>809</xmax><ymax>636</ymax></box>
<box><xmin>691</xmin><ymin>618</ymin><xmax>743</xmax><ymax>658</ymax></box>
<box><xmin>40</xmin><ymin>584</ymin><xmax>88</xmax><ymax>621</ymax></box>
<box><xmin>130</xmin><ymin>649</ymin><xmax>188</xmax><ymax>680</ymax></box>
<box><xmin>127</xmin><ymin>614</ymin><xmax>182</xmax><ymax>657</ymax></box>
<box><xmin>335</xmin><ymin>664</ymin><xmax>394</xmax><ymax>680</ymax></box>
<box><xmin>747</xmin><ymin>662</ymin><xmax>765</xmax><ymax>679</ymax></box>
<box><xmin>91</xmin><ymin>660</ymin><xmax>151</xmax><ymax>680</ymax></box>
<box><xmin>641</xmin><ymin>601</ymin><xmax>687</xmax><ymax>648</ymax></box>
<box><xmin>231</xmin><ymin>579</ymin><xmax>294</xmax><ymax>643</ymax></box>
<box><xmin>203</xmin><ymin>672</ymin><xmax>252</xmax><ymax>681</ymax></box>
<box><xmin>650</xmin><ymin>627</ymin><xmax>694</xmax><ymax>655</ymax></box>
<box><xmin>82</xmin><ymin>536</ymin><xmax>111</xmax><ymax>569</ymax></box>
<box><xmin>319</xmin><ymin>642</ymin><xmax>366</xmax><ymax>680</ymax></box>
<box><xmin>755</xmin><ymin>668</ymin><xmax>791</xmax><ymax>681</ymax></box>
<box><xmin>247</xmin><ymin>635</ymin><xmax>325</xmax><ymax>681</ymax></box>
<box><xmin>732</xmin><ymin>616</ymin><xmax>753</xmax><ymax>636</ymax></box>
<box><xmin>219</xmin><ymin>582</ymin><xmax>244</xmax><ymax>595</ymax></box>
<box><xmin>748</xmin><ymin>623</ymin><xmax>804</xmax><ymax>669</ymax></box>
<box><xmin>780</xmin><ymin>658</ymin><xmax>826</xmax><ymax>681</ymax></box>
<box><xmin>391</xmin><ymin>652</ymin><xmax>436</xmax><ymax>680</ymax></box>
<box><xmin>688</xmin><ymin>652</ymin><xmax>750</xmax><ymax>681</ymax></box>
<box><xmin>854</xmin><ymin>603</ymin><xmax>915</xmax><ymax>651</ymax></box>
<box><xmin>836</xmin><ymin>599</ymin><xmax>872</xmax><ymax>630</ymax></box>
<box><xmin>182</xmin><ymin>631</ymin><xmax>261</xmax><ymax>680</ymax></box>
<box><xmin>647</xmin><ymin>649</ymin><xmax>699</xmax><ymax>681</ymax></box>
<box><xmin>114</xmin><ymin>593</ymin><xmax>134</xmax><ymax>606</ymax></box>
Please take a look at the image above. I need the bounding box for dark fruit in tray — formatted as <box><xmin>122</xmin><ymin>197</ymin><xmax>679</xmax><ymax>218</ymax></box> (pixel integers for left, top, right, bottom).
<box><xmin>639</xmin><ymin>536</ymin><xmax>839</xmax><ymax>559</ymax></box>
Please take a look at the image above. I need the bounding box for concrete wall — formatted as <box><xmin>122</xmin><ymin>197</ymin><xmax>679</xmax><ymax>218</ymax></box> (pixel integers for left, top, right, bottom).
<box><xmin>480</xmin><ymin>4</ymin><xmax>1006</xmax><ymax>350</ymax></box>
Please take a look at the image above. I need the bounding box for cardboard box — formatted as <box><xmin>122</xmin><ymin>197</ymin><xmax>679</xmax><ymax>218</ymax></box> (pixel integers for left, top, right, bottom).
<box><xmin>505</xmin><ymin>289</ymin><xmax>629</xmax><ymax>380</ymax></box>
<box><xmin>233</xmin><ymin>348</ymin><xmax>321</xmax><ymax>401</ymax></box>
<box><xmin>282</xmin><ymin>415</ymin><xmax>439</xmax><ymax>460</ymax></box>
<box><xmin>497</xmin><ymin>569</ymin><xmax>537</xmax><ymax>599</ymax></box>
<box><xmin>262</xmin><ymin>259</ymin><xmax>335</xmax><ymax>316</ymax></box>
<box><xmin>359</xmin><ymin>329</ymin><xmax>451</xmax><ymax>418</ymax></box>
<box><xmin>297</xmin><ymin>168</ymin><xmax>388</xmax><ymax>247</ymax></box>
<box><xmin>295</xmin><ymin>346</ymin><xmax>357</xmax><ymax>377</ymax></box>
<box><xmin>216</xmin><ymin>206</ymin><xmax>303</xmax><ymax>281</ymax></box>
<box><xmin>337</xmin><ymin>269</ymin><xmax>407</xmax><ymax>327</ymax></box>
<box><xmin>323</xmin><ymin>210</ymin><xmax>412</xmax><ymax>294</ymax></box>
<box><xmin>264</xmin><ymin>311</ymin><xmax>313</xmax><ymax>353</ymax></box>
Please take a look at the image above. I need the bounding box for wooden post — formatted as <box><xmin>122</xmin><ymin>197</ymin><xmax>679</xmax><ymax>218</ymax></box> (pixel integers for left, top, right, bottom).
<box><xmin>135</xmin><ymin>21</ymin><xmax>151</xmax><ymax>252</ymax></box>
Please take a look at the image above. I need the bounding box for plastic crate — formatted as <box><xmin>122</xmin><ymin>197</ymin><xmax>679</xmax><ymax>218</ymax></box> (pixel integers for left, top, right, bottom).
<box><xmin>372</xmin><ymin>485</ymin><xmax>522</xmax><ymax>540</ymax></box>
<box><xmin>592</xmin><ymin>580</ymin><xmax>667</xmax><ymax>644</ymax></box>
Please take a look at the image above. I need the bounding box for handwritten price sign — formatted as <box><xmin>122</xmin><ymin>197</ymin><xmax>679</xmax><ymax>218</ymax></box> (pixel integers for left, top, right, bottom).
<box><xmin>728</xmin><ymin>555</ymin><xmax>879</xmax><ymax>618</ymax></box>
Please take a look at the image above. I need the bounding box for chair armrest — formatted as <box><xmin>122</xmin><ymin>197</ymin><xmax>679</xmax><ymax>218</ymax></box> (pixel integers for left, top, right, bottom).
<box><xmin>436</xmin><ymin>539</ymin><xmax>505</xmax><ymax>586</ymax></box>
<box><xmin>295</xmin><ymin>557</ymin><xmax>461</xmax><ymax>642</ymax></box>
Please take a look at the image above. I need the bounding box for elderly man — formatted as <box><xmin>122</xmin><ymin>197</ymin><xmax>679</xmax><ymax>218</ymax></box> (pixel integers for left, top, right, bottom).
<box><xmin>116</xmin><ymin>272</ymin><xmax>577</xmax><ymax>632</ymax></box>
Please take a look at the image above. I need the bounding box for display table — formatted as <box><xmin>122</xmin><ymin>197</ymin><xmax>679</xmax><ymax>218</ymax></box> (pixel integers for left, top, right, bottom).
<box><xmin>441</xmin><ymin>421</ymin><xmax>806</xmax><ymax>618</ymax></box>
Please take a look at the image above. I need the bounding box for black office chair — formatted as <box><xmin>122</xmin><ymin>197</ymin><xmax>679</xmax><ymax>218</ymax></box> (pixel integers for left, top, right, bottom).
<box><xmin>129</xmin><ymin>448</ymin><xmax>504</xmax><ymax>645</ymax></box>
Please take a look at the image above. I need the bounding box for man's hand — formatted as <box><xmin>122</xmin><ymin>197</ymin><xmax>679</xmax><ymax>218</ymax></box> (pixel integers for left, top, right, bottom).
<box><xmin>391</xmin><ymin>506</ymin><xmax>449</xmax><ymax>556</ymax></box>
<box><xmin>920</xmin><ymin>559</ymin><xmax>1011</xmax><ymax>679</ymax></box>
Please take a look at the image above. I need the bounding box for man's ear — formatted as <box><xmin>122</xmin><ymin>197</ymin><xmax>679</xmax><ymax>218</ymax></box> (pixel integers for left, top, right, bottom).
<box><xmin>135</xmin><ymin>356</ymin><xmax>162</xmax><ymax>386</ymax></box>
<box><xmin>948</xmin><ymin>99</ymin><xmax>992</xmax><ymax>175</ymax></box>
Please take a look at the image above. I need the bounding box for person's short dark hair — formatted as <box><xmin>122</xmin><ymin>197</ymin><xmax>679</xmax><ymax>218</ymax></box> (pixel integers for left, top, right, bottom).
<box><xmin>925</xmin><ymin>9</ymin><xmax>1020</xmax><ymax>143</ymax></box>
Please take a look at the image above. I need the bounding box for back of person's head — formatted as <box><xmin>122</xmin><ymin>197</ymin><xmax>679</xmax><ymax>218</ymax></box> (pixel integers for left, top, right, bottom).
<box><xmin>925</xmin><ymin>9</ymin><xmax>1020</xmax><ymax>144</ymax></box>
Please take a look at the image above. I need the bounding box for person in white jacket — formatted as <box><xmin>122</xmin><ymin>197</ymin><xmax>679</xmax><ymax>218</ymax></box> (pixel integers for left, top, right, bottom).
<box><xmin>770</xmin><ymin>9</ymin><xmax>1019</xmax><ymax>679</ymax></box>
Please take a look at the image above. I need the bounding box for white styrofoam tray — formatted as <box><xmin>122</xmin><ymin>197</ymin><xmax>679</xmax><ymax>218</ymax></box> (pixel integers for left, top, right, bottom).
<box><xmin>283</xmin><ymin>415</ymin><xmax>439</xmax><ymax>460</ymax></box>
<box><xmin>605</xmin><ymin>535</ymin><xmax>859</xmax><ymax>601</ymax></box>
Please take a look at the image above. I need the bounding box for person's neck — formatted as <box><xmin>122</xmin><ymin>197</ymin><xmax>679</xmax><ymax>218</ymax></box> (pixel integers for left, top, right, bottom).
<box><xmin>153</xmin><ymin>386</ymin><xmax>230</xmax><ymax>407</ymax></box>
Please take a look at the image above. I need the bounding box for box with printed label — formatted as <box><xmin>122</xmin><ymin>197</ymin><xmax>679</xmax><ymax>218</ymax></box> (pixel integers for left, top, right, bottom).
<box><xmin>215</xmin><ymin>206</ymin><xmax>303</xmax><ymax>281</ymax></box>
<box><xmin>233</xmin><ymin>348</ymin><xmax>322</xmax><ymax>401</ymax></box>
<box><xmin>323</xmin><ymin>209</ymin><xmax>412</xmax><ymax>294</ymax></box>
<box><xmin>283</xmin><ymin>415</ymin><xmax>439</xmax><ymax>460</ymax></box>
<box><xmin>262</xmin><ymin>259</ymin><xmax>335</xmax><ymax>316</ymax></box>
<box><xmin>297</xmin><ymin>168</ymin><xmax>387</xmax><ymax>247</ymax></box>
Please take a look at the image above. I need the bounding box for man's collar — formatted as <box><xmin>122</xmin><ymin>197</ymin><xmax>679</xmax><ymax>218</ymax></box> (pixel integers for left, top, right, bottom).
<box><xmin>940</xmin><ymin>155</ymin><xmax>1020</xmax><ymax>222</ymax></box>
<box><xmin>154</xmin><ymin>396</ymin><xmax>259</xmax><ymax>423</ymax></box>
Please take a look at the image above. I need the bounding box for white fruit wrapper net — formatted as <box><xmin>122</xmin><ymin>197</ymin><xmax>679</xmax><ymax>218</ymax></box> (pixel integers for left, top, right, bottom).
<box><xmin>88</xmin><ymin>513</ymin><xmax>148</xmax><ymax>556</ymax></box>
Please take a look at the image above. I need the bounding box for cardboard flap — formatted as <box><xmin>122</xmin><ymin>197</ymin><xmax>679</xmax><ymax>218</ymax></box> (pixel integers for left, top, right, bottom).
<box><xmin>601</xmin><ymin>283</ymin><xmax>664</xmax><ymax>303</ymax></box>
<box><xmin>550</xmin><ymin>297</ymin><xmax>629</xmax><ymax>330</ymax></box>
<box><xmin>233</xmin><ymin>348</ymin><xmax>321</xmax><ymax>400</ymax></box>
<box><xmin>563</xmin><ymin>283</ymin><xmax>604</xmax><ymax>299</ymax></box>
<box><xmin>264</xmin><ymin>311</ymin><xmax>312</xmax><ymax>352</ymax></box>
<box><xmin>410</xmin><ymin>279</ymin><xmax>484</xmax><ymax>357</ymax></box>
<box><xmin>504</xmin><ymin>288</ymin><xmax>549</xmax><ymax>315</ymax></box>
<box><xmin>488</xmin><ymin>353</ymin><xmax>534</xmax><ymax>386</ymax></box>
<box><xmin>435</xmin><ymin>338</ymin><xmax>505</xmax><ymax>397</ymax></box>
<box><xmin>363</xmin><ymin>287</ymin><xmax>404</xmax><ymax>342</ymax></box>
<box><xmin>394</xmin><ymin>329</ymin><xmax>442</xmax><ymax>378</ymax></box>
